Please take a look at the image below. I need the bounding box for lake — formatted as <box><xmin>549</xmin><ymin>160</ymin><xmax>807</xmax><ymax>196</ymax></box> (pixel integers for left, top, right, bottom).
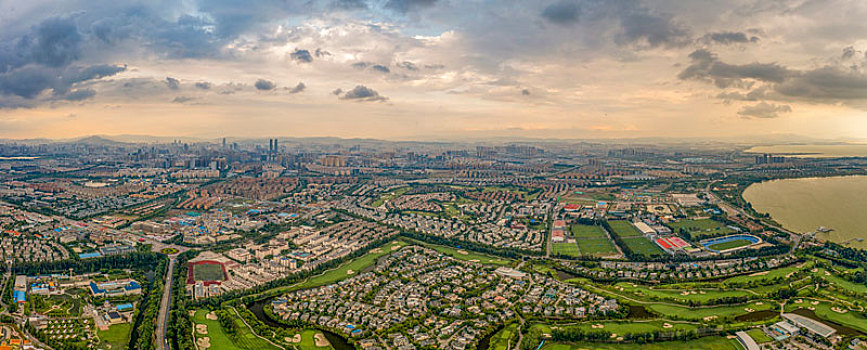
<box><xmin>745</xmin><ymin>144</ymin><xmax>867</xmax><ymax>158</ymax></box>
<box><xmin>742</xmin><ymin>176</ymin><xmax>867</xmax><ymax>248</ymax></box>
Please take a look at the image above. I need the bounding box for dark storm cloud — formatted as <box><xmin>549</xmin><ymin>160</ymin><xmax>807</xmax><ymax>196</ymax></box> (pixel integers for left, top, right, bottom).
<box><xmin>678</xmin><ymin>49</ymin><xmax>792</xmax><ymax>88</ymax></box>
<box><xmin>165</xmin><ymin>77</ymin><xmax>180</xmax><ymax>90</ymax></box>
<box><xmin>339</xmin><ymin>85</ymin><xmax>387</xmax><ymax>102</ymax></box>
<box><xmin>371</xmin><ymin>64</ymin><xmax>390</xmax><ymax>73</ymax></box>
<box><xmin>195</xmin><ymin>82</ymin><xmax>212</xmax><ymax>90</ymax></box>
<box><xmin>288</xmin><ymin>82</ymin><xmax>306</xmax><ymax>93</ymax></box>
<box><xmin>541</xmin><ymin>1</ymin><xmax>581</xmax><ymax>25</ymax></box>
<box><xmin>0</xmin><ymin>63</ymin><xmax>126</xmax><ymax>106</ymax></box>
<box><xmin>738</xmin><ymin>102</ymin><xmax>791</xmax><ymax>118</ymax></box>
<box><xmin>332</xmin><ymin>88</ymin><xmax>343</xmax><ymax>95</ymax></box>
<box><xmin>28</xmin><ymin>17</ymin><xmax>84</xmax><ymax>68</ymax></box>
<box><xmin>314</xmin><ymin>49</ymin><xmax>331</xmax><ymax>57</ymax></box>
<box><xmin>255</xmin><ymin>79</ymin><xmax>276</xmax><ymax>90</ymax></box>
<box><xmin>681</xmin><ymin>49</ymin><xmax>867</xmax><ymax>110</ymax></box>
<box><xmin>702</xmin><ymin>31</ymin><xmax>758</xmax><ymax>45</ymax></box>
<box><xmin>385</xmin><ymin>0</ymin><xmax>438</xmax><ymax>13</ymax></box>
<box><xmin>776</xmin><ymin>66</ymin><xmax>867</xmax><ymax>100</ymax></box>
<box><xmin>290</xmin><ymin>49</ymin><xmax>314</xmax><ymax>63</ymax></box>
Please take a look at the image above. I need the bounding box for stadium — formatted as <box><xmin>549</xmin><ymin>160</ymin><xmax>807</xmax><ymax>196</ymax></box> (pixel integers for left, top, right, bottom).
<box><xmin>700</xmin><ymin>234</ymin><xmax>762</xmax><ymax>254</ymax></box>
<box><xmin>187</xmin><ymin>260</ymin><xmax>228</xmax><ymax>286</ymax></box>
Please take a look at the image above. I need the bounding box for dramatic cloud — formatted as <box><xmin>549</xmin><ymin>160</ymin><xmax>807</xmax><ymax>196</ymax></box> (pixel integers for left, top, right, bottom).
<box><xmin>678</xmin><ymin>49</ymin><xmax>792</xmax><ymax>88</ymax></box>
<box><xmin>28</xmin><ymin>17</ymin><xmax>83</xmax><ymax>68</ymax></box>
<box><xmin>617</xmin><ymin>13</ymin><xmax>690</xmax><ymax>48</ymax></box>
<box><xmin>0</xmin><ymin>64</ymin><xmax>125</xmax><ymax>107</ymax></box>
<box><xmin>776</xmin><ymin>67</ymin><xmax>867</xmax><ymax>100</ymax></box>
<box><xmin>541</xmin><ymin>1</ymin><xmax>581</xmax><ymax>25</ymax></box>
<box><xmin>255</xmin><ymin>79</ymin><xmax>276</xmax><ymax>90</ymax></box>
<box><xmin>165</xmin><ymin>77</ymin><xmax>180</xmax><ymax>90</ymax></box>
<box><xmin>738</xmin><ymin>102</ymin><xmax>791</xmax><ymax>118</ymax></box>
<box><xmin>195</xmin><ymin>82</ymin><xmax>212</xmax><ymax>90</ymax></box>
<box><xmin>338</xmin><ymin>85</ymin><xmax>387</xmax><ymax>102</ymax></box>
<box><xmin>288</xmin><ymin>82</ymin><xmax>306</xmax><ymax>94</ymax></box>
<box><xmin>290</xmin><ymin>49</ymin><xmax>313</xmax><ymax>63</ymax></box>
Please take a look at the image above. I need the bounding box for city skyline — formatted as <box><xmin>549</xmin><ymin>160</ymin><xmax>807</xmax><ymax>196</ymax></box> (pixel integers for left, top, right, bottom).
<box><xmin>1</xmin><ymin>0</ymin><xmax>867</xmax><ymax>140</ymax></box>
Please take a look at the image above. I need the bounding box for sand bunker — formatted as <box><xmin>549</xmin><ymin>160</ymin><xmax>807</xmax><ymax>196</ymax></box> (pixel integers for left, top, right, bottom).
<box><xmin>197</xmin><ymin>337</ymin><xmax>211</xmax><ymax>349</ymax></box>
<box><xmin>663</xmin><ymin>323</ymin><xmax>673</xmax><ymax>329</ymax></box>
<box><xmin>591</xmin><ymin>324</ymin><xmax>604</xmax><ymax>329</ymax></box>
<box><xmin>457</xmin><ymin>250</ymin><xmax>469</xmax><ymax>255</ymax></box>
<box><xmin>811</xmin><ymin>301</ymin><xmax>820</xmax><ymax>305</ymax></box>
<box><xmin>346</xmin><ymin>270</ymin><xmax>355</xmax><ymax>275</ymax></box>
<box><xmin>370</xmin><ymin>248</ymin><xmax>383</xmax><ymax>254</ymax></box>
<box><xmin>744</xmin><ymin>308</ymin><xmax>755</xmax><ymax>312</ymax></box>
<box><xmin>391</xmin><ymin>245</ymin><xmax>401</xmax><ymax>251</ymax></box>
<box><xmin>469</xmin><ymin>259</ymin><xmax>480</xmax><ymax>262</ymax></box>
<box><xmin>703</xmin><ymin>316</ymin><xmax>718</xmax><ymax>321</ymax></box>
<box><xmin>832</xmin><ymin>307</ymin><xmax>848</xmax><ymax>313</ymax></box>
<box><xmin>205</xmin><ymin>312</ymin><xmax>217</xmax><ymax>320</ymax></box>
<box><xmin>749</xmin><ymin>271</ymin><xmax>770</xmax><ymax>276</ymax></box>
<box><xmin>196</xmin><ymin>324</ymin><xmax>208</xmax><ymax>335</ymax></box>
<box><xmin>755</xmin><ymin>302</ymin><xmax>763</xmax><ymax>306</ymax></box>
<box><xmin>314</xmin><ymin>333</ymin><xmax>331</xmax><ymax>347</ymax></box>
<box><xmin>285</xmin><ymin>334</ymin><xmax>302</xmax><ymax>343</ymax></box>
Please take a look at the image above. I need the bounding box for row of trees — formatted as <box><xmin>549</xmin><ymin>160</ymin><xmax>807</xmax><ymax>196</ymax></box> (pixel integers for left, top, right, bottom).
<box><xmin>128</xmin><ymin>257</ymin><xmax>168</xmax><ymax>350</ymax></box>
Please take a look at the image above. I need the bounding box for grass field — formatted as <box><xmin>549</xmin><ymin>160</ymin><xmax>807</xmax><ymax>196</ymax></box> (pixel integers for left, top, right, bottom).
<box><xmin>746</xmin><ymin>328</ymin><xmax>772</xmax><ymax>343</ymax></box>
<box><xmin>489</xmin><ymin>323</ymin><xmax>519</xmax><ymax>350</ymax></box>
<box><xmin>707</xmin><ymin>239</ymin><xmax>754</xmax><ymax>251</ymax></box>
<box><xmin>723</xmin><ymin>262</ymin><xmax>811</xmax><ymax>286</ymax></box>
<box><xmin>541</xmin><ymin>336</ymin><xmax>743</xmax><ymax>350</ymax></box>
<box><xmin>647</xmin><ymin>301</ymin><xmax>774</xmax><ymax>321</ymax></box>
<box><xmin>570</xmin><ymin>224</ymin><xmax>607</xmax><ymax>238</ymax></box>
<box><xmin>552</xmin><ymin>242</ymin><xmax>581</xmax><ymax>257</ymax></box>
<box><xmin>576</xmin><ymin>239</ymin><xmax>619</xmax><ymax>256</ymax></box>
<box><xmin>193</xmin><ymin>262</ymin><xmax>226</xmax><ymax>282</ymax></box>
<box><xmin>611</xmin><ymin>282</ymin><xmax>753</xmax><ymax>303</ymax></box>
<box><xmin>555</xmin><ymin>320</ymin><xmax>699</xmax><ymax>334</ymax></box>
<box><xmin>667</xmin><ymin>219</ymin><xmax>734</xmax><ymax>239</ymax></box>
<box><xmin>608</xmin><ymin>220</ymin><xmax>642</xmax><ymax>238</ymax></box>
<box><xmin>97</xmin><ymin>324</ymin><xmax>131</xmax><ymax>350</ymax></box>
<box><xmin>193</xmin><ymin>309</ymin><xmax>279</xmax><ymax>350</ymax></box>
<box><xmin>622</xmin><ymin>237</ymin><xmax>665</xmax><ymax>256</ymax></box>
<box><xmin>415</xmin><ymin>240</ymin><xmax>513</xmax><ymax>266</ymax></box>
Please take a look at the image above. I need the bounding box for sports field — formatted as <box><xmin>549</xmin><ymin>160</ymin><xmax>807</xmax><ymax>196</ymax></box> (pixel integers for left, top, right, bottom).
<box><xmin>622</xmin><ymin>237</ymin><xmax>665</xmax><ymax>256</ymax></box>
<box><xmin>608</xmin><ymin>220</ymin><xmax>642</xmax><ymax>237</ymax></box>
<box><xmin>570</xmin><ymin>224</ymin><xmax>607</xmax><ymax>238</ymax></box>
<box><xmin>707</xmin><ymin>239</ymin><xmax>754</xmax><ymax>251</ymax></box>
<box><xmin>576</xmin><ymin>239</ymin><xmax>619</xmax><ymax>256</ymax></box>
<box><xmin>193</xmin><ymin>262</ymin><xmax>226</xmax><ymax>282</ymax></box>
<box><xmin>97</xmin><ymin>324</ymin><xmax>131</xmax><ymax>350</ymax></box>
<box><xmin>552</xmin><ymin>242</ymin><xmax>581</xmax><ymax>257</ymax></box>
<box><xmin>667</xmin><ymin>219</ymin><xmax>734</xmax><ymax>239</ymax></box>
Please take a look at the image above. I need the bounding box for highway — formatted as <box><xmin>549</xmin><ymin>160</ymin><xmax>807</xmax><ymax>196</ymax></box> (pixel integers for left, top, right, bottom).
<box><xmin>156</xmin><ymin>257</ymin><xmax>177</xmax><ymax>350</ymax></box>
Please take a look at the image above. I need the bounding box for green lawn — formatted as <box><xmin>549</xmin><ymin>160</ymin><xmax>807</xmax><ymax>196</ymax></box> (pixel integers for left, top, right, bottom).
<box><xmin>97</xmin><ymin>324</ymin><xmax>131</xmax><ymax>350</ymax></box>
<box><xmin>541</xmin><ymin>336</ymin><xmax>743</xmax><ymax>350</ymax></box>
<box><xmin>576</xmin><ymin>238</ymin><xmax>619</xmax><ymax>256</ymax></box>
<box><xmin>815</xmin><ymin>268</ymin><xmax>867</xmax><ymax>295</ymax></box>
<box><xmin>611</xmin><ymin>282</ymin><xmax>753</xmax><ymax>304</ymax></box>
<box><xmin>193</xmin><ymin>309</ymin><xmax>279</xmax><ymax>350</ymax></box>
<box><xmin>608</xmin><ymin>221</ymin><xmax>643</xmax><ymax>238</ymax></box>
<box><xmin>667</xmin><ymin>219</ymin><xmax>734</xmax><ymax>240</ymax></box>
<box><xmin>723</xmin><ymin>262</ymin><xmax>812</xmax><ymax>286</ymax></box>
<box><xmin>570</xmin><ymin>225</ymin><xmax>607</xmax><ymax>239</ymax></box>
<box><xmin>555</xmin><ymin>320</ymin><xmax>699</xmax><ymax>334</ymax></box>
<box><xmin>785</xmin><ymin>299</ymin><xmax>867</xmax><ymax>333</ymax></box>
<box><xmin>552</xmin><ymin>242</ymin><xmax>581</xmax><ymax>257</ymax></box>
<box><xmin>415</xmin><ymin>240</ymin><xmax>513</xmax><ymax>266</ymax></box>
<box><xmin>746</xmin><ymin>328</ymin><xmax>772</xmax><ymax>343</ymax></box>
<box><xmin>622</xmin><ymin>237</ymin><xmax>665</xmax><ymax>256</ymax></box>
<box><xmin>490</xmin><ymin>323</ymin><xmax>519</xmax><ymax>350</ymax></box>
<box><xmin>647</xmin><ymin>301</ymin><xmax>775</xmax><ymax>321</ymax></box>
<box><xmin>300</xmin><ymin>241</ymin><xmax>409</xmax><ymax>288</ymax></box>
<box><xmin>707</xmin><ymin>239</ymin><xmax>754</xmax><ymax>251</ymax></box>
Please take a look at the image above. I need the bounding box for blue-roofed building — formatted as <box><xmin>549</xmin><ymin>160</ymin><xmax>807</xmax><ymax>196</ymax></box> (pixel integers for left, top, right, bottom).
<box><xmin>89</xmin><ymin>279</ymin><xmax>143</xmax><ymax>297</ymax></box>
<box><xmin>116</xmin><ymin>303</ymin><xmax>134</xmax><ymax>311</ymax></box>
<box><xmin>13</xmin><ymin>290</ymin><xmax>26</xmax><ymax>303</ymax></box>
<box><xmin>79</xmin><ymin>252</ymin><xmax>102</xmax><ymax>259</ymax></box>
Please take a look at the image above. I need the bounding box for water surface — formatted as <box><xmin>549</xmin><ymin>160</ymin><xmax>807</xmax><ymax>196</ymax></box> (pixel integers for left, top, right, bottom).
<box><xmin>742</xmin><ymin>176</ymin><xmax>867</xmax><ymax>248</ymax></box>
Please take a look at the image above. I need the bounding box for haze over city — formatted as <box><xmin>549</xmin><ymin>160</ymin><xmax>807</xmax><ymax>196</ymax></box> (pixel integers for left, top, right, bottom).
<box><xmin>2</xmin><ymin>0</ymin><xmax>867</xmax><ymax>140</ymax></box>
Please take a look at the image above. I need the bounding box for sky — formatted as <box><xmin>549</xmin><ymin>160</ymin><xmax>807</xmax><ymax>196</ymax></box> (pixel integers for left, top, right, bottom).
<box><xmin>1</xmin><ymin>0</ymin><xmax>867</xmax><ymax>141</ymax></box>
